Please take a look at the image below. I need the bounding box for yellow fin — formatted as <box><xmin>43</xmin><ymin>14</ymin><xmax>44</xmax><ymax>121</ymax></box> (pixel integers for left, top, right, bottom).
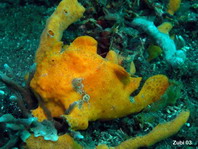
<box><xmin>111</xmin><ymin>63</ymin><xmax>131</xmax><ymax>85</ymax></box>
<box><xmin>106</xmin><ymin>50</ymin><xmax>119</xmax><ymax>64</ymax></box>
<box><xmin>126</xmin><ymin>77</ymin><xmax>142</xmax><ymax>93</ymax></box>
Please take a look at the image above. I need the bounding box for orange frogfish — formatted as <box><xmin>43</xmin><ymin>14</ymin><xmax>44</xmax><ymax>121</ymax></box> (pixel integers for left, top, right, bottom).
<box><xmin>30</xmin><ymin>0</ymin><xmax>169</xmax><ymax>130</ymax></box>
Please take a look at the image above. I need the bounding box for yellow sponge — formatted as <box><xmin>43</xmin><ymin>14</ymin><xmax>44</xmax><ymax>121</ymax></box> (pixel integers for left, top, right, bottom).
<box><xmin>167</xmin><ymin>0</ymin><xmax>181</xmax><ymax>15</ymax></box>
<box><xmin>25</xmin><ymin>134</ymin><xmax>82</xmax><ymax>149</ymax></box>
<box><xmin>96</xmin><ymin>110</ymin><xmax>190</xmax><ymax>149</ymax></box>
<box><xmin>114</xmin><ymin>110</ymin><xmax>190</xmax><ymax>149</ymax></box>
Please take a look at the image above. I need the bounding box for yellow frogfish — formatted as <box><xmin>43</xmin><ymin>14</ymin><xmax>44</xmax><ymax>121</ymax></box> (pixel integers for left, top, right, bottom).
<box><xmin>30</xmin><ymin>0</ymin><xmax>169</xmax><ymax>130</ymax></box>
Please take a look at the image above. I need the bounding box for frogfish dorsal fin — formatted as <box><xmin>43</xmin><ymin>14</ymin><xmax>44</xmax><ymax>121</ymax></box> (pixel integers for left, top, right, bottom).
<box><xmin>111</xmin><ymin>63</ymin><xmax>130</xmax><ymax>85</ymax></box>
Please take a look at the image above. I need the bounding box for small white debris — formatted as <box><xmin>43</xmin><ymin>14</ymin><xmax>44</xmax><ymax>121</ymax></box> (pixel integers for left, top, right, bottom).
<box><xmin>0</xmin><ymin>90</ymin><xmax>5</xmax><ymax>96</ymax></box>
<box><xmin>9</xmin><ymin>95</ymin><xmax>17</xmax><ymax>101</ymax></box>
<box><xmin>82</xmin><ymin>94</ymin><xmax>90</xmax><ymax>102</ymax></box>
<box><xmin>72</xmin><ymin>131</ymin><xmax>84</xmax><ymax>139</ymax></box>
<box><xmin>3</xmin><ymin>63</ymin><xmax>13</xmax><ymax>77</ymax></box>
<box><xmin>185</xmin><ymin>123</ymin><xmax>191</xmax><ymax>127</ymax></box>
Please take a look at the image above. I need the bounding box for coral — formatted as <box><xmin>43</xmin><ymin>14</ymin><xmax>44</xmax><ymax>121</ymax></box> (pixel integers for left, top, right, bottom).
<box><xmin>131</xmin><ymin>18</ymin><xmax>186</xmax><ymax>67</ymax></box>
<box><xmin>31</xmin><ymin>120</ymin><xmax>58</xmax><ymax>141</ymax></box>
<box><xmin>96</xmin><ymin>110</ymin><xmax>190</xmax><ymax>149</ymax></box>
<box><xmin>0</xmin><ymin>113</ymin><xmax>59</xmax><ymax>148</ymax></box>
<box><xmin>0</xmin><ymin>114</ymin><xmax>33</xmax><ymax>148</ymax></box>
<box><xmin>167</xmin><ymin>0</ymin><xmax>182</xmax><ymax>15</ymax></box>
<box><xmin>25</xmin><ymin>134</ymin><xmax>82</xmax><ymax>149</ymax></box>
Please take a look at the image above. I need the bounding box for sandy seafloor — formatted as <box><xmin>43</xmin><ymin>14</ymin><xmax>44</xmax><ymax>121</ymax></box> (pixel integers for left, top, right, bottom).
<box><xmin>0</xmin><ymin>0</ymin><xmax>197</xmax><ymax>148</ymax></box>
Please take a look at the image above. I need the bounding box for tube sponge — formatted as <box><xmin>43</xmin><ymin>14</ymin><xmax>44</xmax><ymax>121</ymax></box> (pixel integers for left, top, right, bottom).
<box><xmin>114</xmin><ymin>110</ymin><xmax>190</xmax><ymax>149</ymax></box>
<box><xmin>35</xmin><ymin>0</ymin><xmax>85</xmax><ymax>63</ymax></box>
<box><xmin>97</xmin><ymin>110</ymin><xmax>190</xmax><ymax>149</ymax></box>
<box><xmin>131</xmin><ymin>18</ymin><xmax>186</xmax><ymax>67</ymax></box>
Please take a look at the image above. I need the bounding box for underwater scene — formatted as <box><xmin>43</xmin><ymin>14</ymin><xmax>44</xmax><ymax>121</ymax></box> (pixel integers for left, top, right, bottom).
<box><xmin>0</xmin><ymin>0</ymin><xmax>197</xmax><ymax>148</ymax></box>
